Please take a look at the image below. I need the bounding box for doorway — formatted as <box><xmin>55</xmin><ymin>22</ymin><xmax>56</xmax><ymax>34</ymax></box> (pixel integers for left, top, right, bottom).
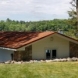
<box><xmin>46</xmin><ymin>50</ymin><xmax>51</xmax><ymax>59</ymax></box>
<box><xmin>46</xmin><ymin>49</ymin><xmax>57</xmax><ymax>59</ymax></box>
<box><xmin>52</xmin><ymin>50</ymin><xmax>56</xmax><ymax>58</ymax></box>
<box><xmin>11</xmin><ymin>53</ymin><xmax>14</xmax><ymax>60</ymax></box>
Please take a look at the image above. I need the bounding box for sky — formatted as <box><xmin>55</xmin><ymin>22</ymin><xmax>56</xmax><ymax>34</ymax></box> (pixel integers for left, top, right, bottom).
<box><xmin>0</xmin><ymin>0</ymin><xmax>72</xmax><ymax>21</ymax></box>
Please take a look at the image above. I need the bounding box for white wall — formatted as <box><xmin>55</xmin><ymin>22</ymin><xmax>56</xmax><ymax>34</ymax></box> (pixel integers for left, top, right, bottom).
<box><xmin>0</xmin><ymin>49</ymin><xmax>13</xmax><ymax>62</ymax></box>
<box><xmin>32</xmin><ymin>34</ymin><xmax>69</xmax><ymax>60</ymax></box>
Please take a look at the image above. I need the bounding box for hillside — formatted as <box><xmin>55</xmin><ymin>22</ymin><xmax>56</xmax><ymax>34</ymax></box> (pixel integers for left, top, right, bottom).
<box><xmin>0</xmin><ymin>18</ymin><xmax>77</xmax><ymax>39</ymax></box>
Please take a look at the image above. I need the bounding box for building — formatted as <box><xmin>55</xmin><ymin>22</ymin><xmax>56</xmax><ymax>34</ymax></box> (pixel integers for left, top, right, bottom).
<box><xmin>0</xmin><ymin>31</ymin><xmax>78</xmax><ymax>62</ymax></box>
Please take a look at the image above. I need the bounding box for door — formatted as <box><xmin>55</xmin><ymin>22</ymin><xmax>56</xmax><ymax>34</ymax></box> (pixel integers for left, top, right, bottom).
<box><xmin>46</xmin><ymin>49</ymin><xmax>57</xmax><ymax>59</ymax></box>
<box><xmin>46</xmin><ymin>50</ymin><xmax>51</xmax><ymax>59</ymax></box>
<box><xmin>52</xmin><ymin>50</ymin><xmax>56</xmax><ymax>58</ymax></box>
<box><xmin>11</xmin><ymin>53</ymin><xmax>14</xmax><ymax>60</ymax></box>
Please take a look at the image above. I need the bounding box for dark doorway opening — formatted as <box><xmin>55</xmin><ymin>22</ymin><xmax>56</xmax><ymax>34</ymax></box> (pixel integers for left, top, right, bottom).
<box><xmin>52</xmin><ymin>50</ymin><xmax>56</xmax><ymax>58</ymax></box>
<box><xmin>46</xmin><ymin>50</ymin><xmax>51</xmax><ymax>59</ymax></box>
<box><xmin>11</xmin><ymin>53</ymin><xmax>14</xmax><ymax>60</ymax></box>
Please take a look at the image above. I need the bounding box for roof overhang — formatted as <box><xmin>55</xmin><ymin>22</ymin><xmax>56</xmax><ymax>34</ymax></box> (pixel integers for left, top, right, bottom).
<box><xmin>55</xmin><ymin>33</ymin><xmax>78</xmax><ymax>44</ymax></box>
<box><xmin>0</xmin><ymin>32</ymin><xmax>78</xmax><ymax>50</ymax></box>
<box><xmin>0</xmin><ymin>47</ymin><xmax>17</xmax><ymax>51</ymax></box>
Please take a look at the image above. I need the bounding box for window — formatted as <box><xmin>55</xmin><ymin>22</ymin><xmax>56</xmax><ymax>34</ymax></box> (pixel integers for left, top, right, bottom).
<box><xmin>45</xmin><ymin>49</ymin><xmax>57</xmax><ymax>59</ymax></box>
<box><xmin>46</xmin><ymin>50</ymin><xmax>51</xmax><ymax>59</ymax></box>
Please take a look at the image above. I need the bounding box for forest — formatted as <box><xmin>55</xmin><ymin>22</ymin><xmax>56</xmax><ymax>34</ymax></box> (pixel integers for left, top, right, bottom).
<box><xmin>0</xmin><ymin>18</ymin><xmax>76</xmax><ymax>38</ymax></box>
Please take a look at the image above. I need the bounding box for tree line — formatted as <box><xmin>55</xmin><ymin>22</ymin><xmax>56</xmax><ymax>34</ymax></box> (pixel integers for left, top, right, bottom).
<box><xmin>0</xmin><ymin>18</ymin><xmax>74</xmax><ymax>31</ymax></box>
<box><xmin>0</xmin><ymin>18</ymin><xmax>76</xmax><ymax>38</ymax></box>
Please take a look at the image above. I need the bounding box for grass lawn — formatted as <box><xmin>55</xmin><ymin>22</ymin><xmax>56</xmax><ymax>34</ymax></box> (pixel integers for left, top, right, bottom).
<box><xmin>0</xmin><ymin>62</ymin><xmax>78</xmax><ymax>78</ymax></box>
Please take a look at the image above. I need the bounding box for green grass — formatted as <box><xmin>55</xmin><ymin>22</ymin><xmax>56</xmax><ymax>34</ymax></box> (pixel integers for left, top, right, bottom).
<box><xmin>0</xmin><ymin>62</ymin><xmax>78</xmax><ymax>78</ymax></box>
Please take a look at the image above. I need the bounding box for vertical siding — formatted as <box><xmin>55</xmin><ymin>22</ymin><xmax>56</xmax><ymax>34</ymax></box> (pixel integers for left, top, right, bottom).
<box><xmin>0</xmin><ymin>49</ymin><xmax>13</xmax><ymax>62</ymax></box>
<box><xmin>70</xmin><ymin>42</ymin><xmax>78</xmax><ymax>57</ymax></box>
<box><xmin>32</xmin><ymin>35</ymin><xmax>69</xmax><ymax>60</ymax></box>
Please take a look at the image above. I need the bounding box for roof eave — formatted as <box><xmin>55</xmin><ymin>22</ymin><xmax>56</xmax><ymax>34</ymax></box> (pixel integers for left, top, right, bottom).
<box><xmin>0</xmin><ymin>47</ymin><xmax>17</xmax><ymax>51</ymax></box>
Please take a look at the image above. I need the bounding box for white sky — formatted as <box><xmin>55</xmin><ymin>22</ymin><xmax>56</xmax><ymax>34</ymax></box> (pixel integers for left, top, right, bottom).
<box><xmin>0</xmin><ymin>0</ymin><xmax>71</xmax><ymax>21</ymax></box>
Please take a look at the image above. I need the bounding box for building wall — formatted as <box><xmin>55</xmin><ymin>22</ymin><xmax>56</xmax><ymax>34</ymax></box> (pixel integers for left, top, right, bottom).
<box><xmin>0</xmin><ymin>49</ymin><xmax>13</xmax><ymax>62</ymax></box>
<box><xmin>70</xmin><ymin>42</ymin><xmax>78</xmax><ymax>57</ymax></box>
<box><xmin>14</xmin><ymin>45</ymin><xmax>32</xmax><ymax>61</ymax></box>
<box><xmin>32</xmin><ymin>34</ymin><xmax>69</xmax><ymax>60</ymax></box>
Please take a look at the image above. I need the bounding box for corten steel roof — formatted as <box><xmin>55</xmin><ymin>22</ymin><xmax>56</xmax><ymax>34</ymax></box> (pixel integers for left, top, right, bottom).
<box><xmin>0</xmin><ymin>31</ymin><xmax>55</xmax><ymax>49</ymax></box>
<box><xmin>0</xmin><ymin>31</ymin><xmax>78</xmax><ymax>49</ymax></box>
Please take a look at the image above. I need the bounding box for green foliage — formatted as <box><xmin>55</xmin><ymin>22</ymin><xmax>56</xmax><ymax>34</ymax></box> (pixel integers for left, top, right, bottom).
<box><xmin>0</xmin><ymin>19</ymin><xmax>70</xmax><ymax>31</ymax></box>
<box><xmin>68</xmin><ymin>0</ymin><xmax>78</xmax><ymax>37</ymax></box>
<box><xmin>0</xmin><ymin>18</ymin><xmax>77</xmax><ymax>39</ymax></box>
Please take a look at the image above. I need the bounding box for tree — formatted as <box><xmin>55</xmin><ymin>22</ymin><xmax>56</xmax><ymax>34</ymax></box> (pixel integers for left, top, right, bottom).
<box><xmin>68</xmin><ymin>0</ymin><xmax>78</xmax><ymax>36</ymax></box>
